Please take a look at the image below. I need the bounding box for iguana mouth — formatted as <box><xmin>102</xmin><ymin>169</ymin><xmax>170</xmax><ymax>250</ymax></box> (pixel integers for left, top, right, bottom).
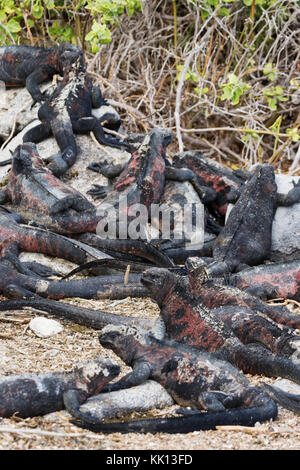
<box><xmin>140</xmin><ymin>272</ymin><xmax>158</xmax><ymax>288</ymax></box>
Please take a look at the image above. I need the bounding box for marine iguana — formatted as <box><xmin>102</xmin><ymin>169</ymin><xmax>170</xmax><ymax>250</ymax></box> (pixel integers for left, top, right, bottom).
<box><xmin>140</xmin><ymin>268</ymin><xmax>300</xmax><ymax>382</ymax></box>
<box><xmin>0</xmin><ymin>357</ymin><xmax>120</xmax><ymax>418</ymax></box>
<box><xmin>0</xmin><ymin>43</ymin><xmax>81</xmax><ymax>103</ymax></box>
<box><xmin>0</xmin><ymin>211</ymin><xmax>155</xmax><ymax>300</ymax></box>
<box><xmin>22</xmin><ymin>48</ymin><xmax>130</xmax><ymax>176</ymax></box>
<box><xmin>0</xmin><ymin>257</ymin><xmax>148</xmax><ymax>300</ymax></box>
<box><xmin>0</xmin><ymin>211</ymin><xmax>112</xmax><ymax>266</ymax></box>
<box><xmin>172</xmin><ymin>150</ymin><xmax>248</xmax><ymax>219</ymax></box>
<box><xmin>229</xmin><ymin>259</ymin><xmax>300</xmax><ymax>303</ymax></box>
<box><xmin>69</xmin><ymin>128</ymin><xmax>176</xmax><ymax>266</ymax></box>
<box><xmin>206</xmin><ymin>164</ymin><xmax>300</xmax><ymax>276</ymax></box>
<box><xmin>87</xmin><ymin>148</ymin><xmax>219</xmax><ymax>262</ymax></box>
<box><xmin>185</xmin><ymin>257</ymin><xmax>300</xmax><ymax>330</ymax></box>
<box><xmin>0</xmin><ymin>133</ymin><xmax>174</xmax><ymax>266</ymax></box>
<box><xmin>149</xmin><ymin>179</ymin><xmax>218</xmax><ymax>263</ymax></box>
<box><xmin>62</xmin><ymin>324</ymin><xmax>280</xmax><ymax>433</ymax></box>
<box><xmin>0</xmin><ymin>210</ymin><xmax>123</xmax><ymax>296</ymax></box>
<box><xmin>0</xmin><ymin>296</ymin><xmax>162</xmax><ymax>333</ymax></box>
<box><xmin>0</xmin><ymin>143</ymin><xmax>94</xmax><ymax>218</ymax></box>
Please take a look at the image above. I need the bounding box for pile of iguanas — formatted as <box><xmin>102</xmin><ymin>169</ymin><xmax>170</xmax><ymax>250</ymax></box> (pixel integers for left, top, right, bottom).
<box><xmin>0</xmin><ymin>43</ymin><xmax>300</xmax><ymax>435</ymax></box>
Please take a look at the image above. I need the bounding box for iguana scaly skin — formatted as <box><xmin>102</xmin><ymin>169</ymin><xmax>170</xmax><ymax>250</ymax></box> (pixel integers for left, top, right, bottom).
<box><xmin>140</xmin><ymin>268</ymin><xmax>300</xmax><ymax>382</ymax></box>
<box><xmin>0</xmin><ymin>143</ymin><xmax>94</xmax><ymax>218</ymax></box>
<box><xmin>63</xmin><ymin>325</ymin><xmax>279</xmax><ymax>433</ymax></box>
<box><xmin>229</xmin><ymin>260</ymin><xmax>300</xmax><ymax>304</ymax></box>
<box><xmin>0</xmin><ymin>357</ymin><xmax>120</xmax><ymax>418</ymax></box>
<box><xmin>0</xmin><ymin>43</ymin><xmax>81</xmax><ymax>103</ymax></box>
<box><xmin>208</xmin><ymin>165</ymin><xmax>300</xmax><ymax>275</ymax></box>
<box><xmin>173</xmin><ymin>150</ymin><xmax>247</xmax><ymax>218</ymax></box>
<box><xmin>185</xmin><ymin>257</ymin><xmax>300</xmax><ymax>331</ymax></box>
<box><xmin>23</xmin><ymin>50</ymin><xmax>129</xmax><ymax>176</ymax></box>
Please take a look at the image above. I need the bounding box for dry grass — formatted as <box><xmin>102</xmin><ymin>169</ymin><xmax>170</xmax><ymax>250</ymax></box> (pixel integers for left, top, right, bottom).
<box><xmin>86</xmin><ymin>0</ymin><xmax>300</xmax><ymax>175</ymax></box>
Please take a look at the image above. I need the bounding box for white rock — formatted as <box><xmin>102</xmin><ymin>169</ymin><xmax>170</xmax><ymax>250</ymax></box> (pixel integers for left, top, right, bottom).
<box><xmin>0</xmin><ymin>82</ymin><xmax>55</xmax><ymax>140</ymax></box>
<box><xmin>29</xmin><ymin>317</ymin><xmax>64</xmax><ymax>338</ymax></box>
<box><xmin>271</xmin><ymin>175</ymin><xmax>300</xmax><ymax>261</ymax></box>
<box><xmin>80</xmin><ymin>380</ymin><xmax>174</xmax><ymax>420</ymax></box>
<box><xmin>273</xmin><ymin>378</ymin><xmax>300</xmax><ymax>395</ymax></box>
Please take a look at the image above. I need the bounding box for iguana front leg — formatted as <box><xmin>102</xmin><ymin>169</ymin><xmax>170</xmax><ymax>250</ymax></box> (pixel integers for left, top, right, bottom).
<box><xmin>23</xmin><ymin>122</ymin><xmax>52</xmax><ymax>144</ymax></box>
<box><xmin>276</xmin><ymin>180</ymin><xmax>300</xmax><ymax>206</ymax></box>
<box><xmin>101</xmin><ymin>362</ymin><xmax>152</xmax><ymax>393</ymax></box>
<box><xmin>91</xmin><ymin>86</ymin><xmax>109</xmax><ymax>108</ymax></box>
<box><xmin>74</xmin><ymin>116</ymin><xmax>130</xmax><ymax>151</ymax></box>
<box><xmin>87</xmin><ymin>160</ymin><xmax>127</xmax><ymax>179</ymax></box>
<box><xmin>25</xmin><ymin>68</ymin><xmax>50</xmax><ymax>103</ymax></box>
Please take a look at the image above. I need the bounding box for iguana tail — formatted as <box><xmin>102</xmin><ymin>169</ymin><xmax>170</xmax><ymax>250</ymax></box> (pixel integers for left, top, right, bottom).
<box><xmin>0</xmin><ymin>298</ymin><xmax>155</xmax><ymax>331</ymax></box>
<box><xmin>260</xmin><ymin>382</ymin><xmax>300</xmax><ymax>415</ymax></box>
<box><xmin>63</xmin><ymin>389</ymin><xmax>277</xmax><ymax>434</ymax></box>
<box><xmin>230</xmin><ymin>344</ymin><xmax>300</xmax><ymax>385</ymax></box>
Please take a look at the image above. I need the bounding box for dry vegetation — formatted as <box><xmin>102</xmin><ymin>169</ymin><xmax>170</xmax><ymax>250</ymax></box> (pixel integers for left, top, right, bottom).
<box><xmin>86</xmin><ymin>0</ymin><xmax>300</xmax><ymax>174</ymax></box>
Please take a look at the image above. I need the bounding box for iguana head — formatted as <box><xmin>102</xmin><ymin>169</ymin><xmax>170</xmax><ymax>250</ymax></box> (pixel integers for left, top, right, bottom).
<box><xmin>185</xmin><ymin>257</ymin><xmax>209</xmax><ymax>284</ymax></box>
<box><xmin>11</xmin><ymin>143</ymin><xmax>45</xmax><ymax>175</ymax></box>
<box><xmin>141</xmin><ymin>267</ymin><xmax>177</xmax><ymax>306</ymax></box>
<box><xmin>57</xmin><ymin>43</ymin><xmax>82</xmax><ymax>70</ymax></box>
<box><xmin>246</xmin><ymin>164</ymin><xmax>277</xmax><ymax>198</ymax></box>
<box><xmin>98</xmin><ymin>325</ymin><xmax>151</xmax><ymax>363</ymax></box>
<box><xmin>139</xmin><ymin>129</ymin><xmax>172</xmax><ymax>161</ymax></box>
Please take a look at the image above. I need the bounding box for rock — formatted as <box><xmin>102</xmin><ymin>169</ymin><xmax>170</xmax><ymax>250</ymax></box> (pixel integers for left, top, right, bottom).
<box><xmin>0</xmin><ymin>119</ymin><xmax>40</xmax><ymax>161</ymax></box>
<box><xmin>79</xmin><ymin>380</ymin><xmax>174</xmax><ymax>420</ymax></box>
<box><xmin>0</xmin><ymin>82</ymin><xmax>55</xmax><ymax>140</ymax></box>
<box><xmin>29</xmin><ymin>317</ymin><xmax>64</xmax><ymax>338</ymax></box>
<box><xmin>273</xmin><ymin>378</ymin><xmax>300</xmax><ymax>395</ymax></box>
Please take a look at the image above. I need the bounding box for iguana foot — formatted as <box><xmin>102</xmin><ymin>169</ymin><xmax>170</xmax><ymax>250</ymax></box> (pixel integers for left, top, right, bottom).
<box><xmin>87</xmin><ymin>184</ymin><xmax>111</xmax><ymax>199</ymax></box>
<box><xmin>22</xmin><ymin>262</ymin><xmax>61</xmax><ymax>278</ymax></box>
<box><xmin>45</xmin><ymin>154</ymin><xmax>69</xmax><ymax>176</ymax></box>
<box><xmin>87</xmin><ymin>162</ymin><xmax>105</xmax><ymax>174</ymax></box>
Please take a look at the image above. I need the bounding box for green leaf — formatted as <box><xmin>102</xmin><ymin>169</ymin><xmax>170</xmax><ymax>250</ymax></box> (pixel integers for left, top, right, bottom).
<box><xmin>263</xmin><ymin>62</ymin><xmax>278</xmax><ymax>81</ymax></box>
<box><xmin>44</xmin><ymin>0</ymin><xmax>55</xmax><ymax>8</ymax></box>
<box><xmin>32</xmin><ymin>3</ymin><xmax>44</xmax><ymax>19</ymax></box>
<box><xmin>269</xmin><ymin>116</ymin><xmax>282</xmax><ymax>132</ymax></box>
<box><xmin>6</xmin><ymin>18</ymin><xmax>21</xmax><ymax>33</ymax></box>
<box><xmin>227</xmin><ymin>73</ymin><xmax>239</xmax><ymax>85</ymax></box>
<box><xmin>219</xmin><ymin>7</ymin><xmax>229</xmax><ymax>16</ymax></box>
<box><xmin>0</xmin><ymin>10</ymin><xmax>6</xmax><ymax>22</ymax></box>
<box><xmin>232</xmin><ymin>88</ymin><xmax>244</xmax><ymax>105</ymax></box>
<box><xmin>221</xmin><ymin>86</ymin><xmax>233</xmax><ymax>100</ymax></box>
<box><xmin>195</xmin><ymin>87</ymin><xmax>209</xmax><ymax>96</ymax></box>
<box><xmin>268</xmin><ymin>97</ymin><xmax>277</xmax><ymax>110</ymax></box>
<box><xmin>286</xmin><ymin>128</ymin><xmax>300</xmax><ymax>142</ymax></box>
